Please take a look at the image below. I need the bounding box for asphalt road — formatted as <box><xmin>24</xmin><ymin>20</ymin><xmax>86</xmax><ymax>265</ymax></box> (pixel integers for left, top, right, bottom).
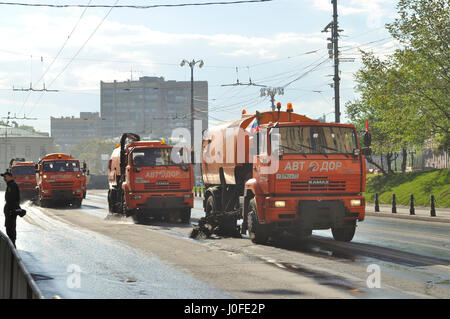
<box><xmin>1</xmin><ymin>190</ymin><xmax>449</xmax><ymax>299</ymax></box>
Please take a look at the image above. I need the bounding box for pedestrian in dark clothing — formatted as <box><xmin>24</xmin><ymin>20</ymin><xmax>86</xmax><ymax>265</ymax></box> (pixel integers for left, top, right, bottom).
<box><xmin>2</xmin><ymin>171</ymin><xmax>20</xmax><ymax>248</ymax></box>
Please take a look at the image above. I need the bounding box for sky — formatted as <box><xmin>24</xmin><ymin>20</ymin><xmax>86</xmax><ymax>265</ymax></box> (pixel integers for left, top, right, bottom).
<box><xmin>0</xmin><ymin>0</ymin><xmax>400</xmax><ymax>134</ymax></box>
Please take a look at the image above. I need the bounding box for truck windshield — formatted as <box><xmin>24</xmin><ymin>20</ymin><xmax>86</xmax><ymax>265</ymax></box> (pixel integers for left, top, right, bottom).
<box><xmin>43</xmin><ymin>161</ymin><xmax>80</xmax><ymax>172</ymax></box>
<box><xmin>279</xmin><ymin>126</ymin><xmax>357</xmax><ymax>154</ymax></box>
<box><xmin>12</xmin><ymin>166</ymin><xmax>35</xmax><ymax>175</ymax></box>
<box><xmin>132</xmin><ymin>148</ymin><xmax>187</xmax><ymax>167</ymax></box>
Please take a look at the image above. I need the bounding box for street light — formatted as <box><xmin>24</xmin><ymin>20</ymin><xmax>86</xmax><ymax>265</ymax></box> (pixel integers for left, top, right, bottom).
<box><xmin>260</xmin><ymin>87</ymin><xmax>284</xmax><ymax>111</ymax></box>
<box><xmin>3</xmin><ymin>112</ymin><xmax>10</xmax><ymax>170</ymax></box>
<box><xmin>180</xmin><ymin>59</ymin><xmax>204</xmax><ymax>149</ymax></box>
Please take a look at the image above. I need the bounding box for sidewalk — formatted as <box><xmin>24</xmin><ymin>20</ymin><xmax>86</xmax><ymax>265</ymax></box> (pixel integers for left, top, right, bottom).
<box><xmin>365</xmin><ymin>203</ymin><xmax>450</xmax><ymax>223</ymax></box>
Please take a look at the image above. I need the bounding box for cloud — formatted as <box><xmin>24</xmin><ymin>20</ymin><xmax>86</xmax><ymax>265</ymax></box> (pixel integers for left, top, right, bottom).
<box><xmin>0</xmin><ymin>5</ymin><xmax>397</xmax><ymax>132</ymax></box>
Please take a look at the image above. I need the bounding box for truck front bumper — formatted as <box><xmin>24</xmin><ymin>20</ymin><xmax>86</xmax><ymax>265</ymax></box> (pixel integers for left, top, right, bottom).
<box><xmin>40</xmin><ymin>189</ymin><xmax>84</xmax><ymax>200</ymax></box>
<box><xmin>259</xmin><ymin>195</ymin><xmax>365</xmax><ymax>227</ymax></box>
<box><xmin>128</xmin><ymin>192</ymin><xmax>193</xmax><ymax>210</ymax></box>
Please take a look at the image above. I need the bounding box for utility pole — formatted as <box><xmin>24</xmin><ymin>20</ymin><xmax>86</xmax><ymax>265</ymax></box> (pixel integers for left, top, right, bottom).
<box><xmin>260</xmin><ymin>87</ymin><xmax>284</xmax><ymax>111</ymax></box>
<box><xmin>332</xmin><ymin>0</ymin><xmax>341</xmax><ymax>123</ymax></box>
<box><xmin>180</xmin><ymin>59</ymin><xmax>204</xmax><ymax>149</ymax></box>
<box><xmin>323</xmin><ymin>0</ymin><xmax>342</xmax><ymax>123</ymax></box>
<box><xmin>2</xmin><ymin>112</ymin><xmax>11</xmax><ymax>171</ymax></box>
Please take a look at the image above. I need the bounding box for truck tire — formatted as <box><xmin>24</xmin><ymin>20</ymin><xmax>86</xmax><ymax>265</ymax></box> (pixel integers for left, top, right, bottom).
<box><xmin>72</xmin><ymin>199</ymin><xmax>82</xmax><ymax>208</ymax></box>
<box><xmin>39</xmin><ymin>197</ymin><xmax>48</xmax><ymax>208</ymax></box>
<box><xmin>331</xmin><ymin>224</ymin><xmax>356</xmax><ymax>242</ymax></box>
<box><xmin>121</xmin><ymin>193</ymin><xmax>128</xmax><ymax>215</ymax></box>
<box><xmin>205</xmin><ymin>195</ymin><xmax>217</xmax><ymax>216</ymax></box>
<box><xmin>248</xmin><ymin>198</ymin><xmax>270</xmax><ymax>244</ymax></box>
<box><xmin>107</xmin><ymin>190</ymin><xmax>114</xmax><ymax>213</ymax></box>
<box><xmin>181</xmin><ymin>208</ymin><xmax>191</xmax><ymax>224</ymax></box>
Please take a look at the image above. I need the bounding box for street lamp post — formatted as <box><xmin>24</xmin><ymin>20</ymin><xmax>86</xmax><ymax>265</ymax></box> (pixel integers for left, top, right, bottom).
<box><xmin>3</xmin><ymin>112</ymin><xmax>11</xmax><ymax>170</ymax></box>
<box><xmin>180</xmin><ymin>59</ymin><xmax>204</xmax><ymax>149</ymax></box>
<box><xmin>260</xmin><ymin>87</ymin><xmax>284</xmax><ymax>111</ymax></box>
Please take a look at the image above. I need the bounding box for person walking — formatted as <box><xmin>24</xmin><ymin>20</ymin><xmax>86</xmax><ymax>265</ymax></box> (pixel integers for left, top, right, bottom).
<box><xmin>2</xmin><ymin>171</ymin><xmax>20</xmax><ymax>248</ymax></box>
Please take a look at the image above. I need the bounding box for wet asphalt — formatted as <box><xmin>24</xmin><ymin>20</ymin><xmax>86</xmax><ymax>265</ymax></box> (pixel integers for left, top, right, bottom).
<box><xmin>1</xmin><ymin>190</ymin><xmax>449</xmax><ymax>299</ymax></box>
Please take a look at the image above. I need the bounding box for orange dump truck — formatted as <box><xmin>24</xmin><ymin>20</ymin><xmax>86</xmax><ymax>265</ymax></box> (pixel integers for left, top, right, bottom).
<box><xmin>107</xmin><ymin>133</ymin><xmax>194</xmax><ymax>223</ymax></box>
<box><xmin>36</xmin><ymin>153</ymin><xmax>85</xmax><ymax>207</ymax></box>
<box><xmin>9</xmin><ymin>158</ymin><xmax>37</xmax><ymax>201</ymax></box>
<box><xmin>201</xmin><ymin>106</ymin><xmax>371</xmax><ymax>243</ymax></box>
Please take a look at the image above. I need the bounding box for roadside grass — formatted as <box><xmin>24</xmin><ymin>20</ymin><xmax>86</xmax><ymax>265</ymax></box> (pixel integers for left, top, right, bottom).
<box><xmin>364</xmin><ymin>169</ymin><xmax>450</xmax><ymax>208</ymax></box>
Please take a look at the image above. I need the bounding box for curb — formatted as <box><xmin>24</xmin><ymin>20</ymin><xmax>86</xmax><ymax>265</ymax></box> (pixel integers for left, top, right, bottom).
<box><xmin>365</xmin><ymin>211</ymin><xmax>450</xmax><ymax>224</ymax></box>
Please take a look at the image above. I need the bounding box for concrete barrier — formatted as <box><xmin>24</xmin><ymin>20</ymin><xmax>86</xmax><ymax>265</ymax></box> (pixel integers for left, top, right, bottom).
<box><xmin>0</xmin><ymin>231</ymin><xmax>43</xmax><ymax>299</ymax></box>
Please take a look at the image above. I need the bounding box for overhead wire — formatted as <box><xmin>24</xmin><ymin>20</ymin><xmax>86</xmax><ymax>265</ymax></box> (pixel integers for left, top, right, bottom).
<box><xmin>18</xmin><ymin>0</ymin><xmax>93</xmax><ymax>116</ymax></box>
<box><xmin>27</xmin><ymin>0</ymin><xmax>120</xmax><ymax>116</ymax></box>
<box><xmin>0</xmin><ymin>0</ymin><xmax>272</xmax><ymax>9</ymax></box>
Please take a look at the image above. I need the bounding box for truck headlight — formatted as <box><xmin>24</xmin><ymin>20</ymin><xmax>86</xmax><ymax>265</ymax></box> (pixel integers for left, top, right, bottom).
<box><xmin>43</xmin><ymin>174</ymin><xmax>47</xmax><ymax>179</ymax></box>
<box><xmin>350</xmin><ymin>199</ymin><xmax>362</xmax><ymax>207</ymax></box>
<box><xmin>274</xmin><ymin>201</ymin><xmax>286</xmax><ymax>208</ymax></box>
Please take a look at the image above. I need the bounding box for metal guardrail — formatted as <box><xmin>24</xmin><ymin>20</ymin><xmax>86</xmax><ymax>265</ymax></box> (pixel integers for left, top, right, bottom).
<box><xmin>0</xmin><ymin>231</ymin><xmax>43</xmax><ymax>299</ymax></box>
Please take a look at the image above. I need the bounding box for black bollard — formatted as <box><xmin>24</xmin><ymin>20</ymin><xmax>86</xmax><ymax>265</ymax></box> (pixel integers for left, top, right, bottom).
<box><xmin>392</xmin><ymin>194</ymin><xmax>397</xmax><ymax>214</ymax></box>
<box><xmin>194</xmin><ymin>187</ymin><xmax>197</xmax><ymax>197</ymax></box>
<box><xmin>375</xmin><ymin>193</ymin><xmax>380</xmax><ymax>212</ymax></box>
<box><xmin>430</xmin><ymin>195</ymin><xmax>436</xmax><ymax>217</ymax></box>
<box><xmin>409</xmin><ymin>194</ymin><xmax>415</xmax><ymax>215</ymax></box>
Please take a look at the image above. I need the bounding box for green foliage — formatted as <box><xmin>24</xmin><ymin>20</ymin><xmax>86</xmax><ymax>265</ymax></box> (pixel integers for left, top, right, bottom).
<box><xmin>346</xmin><ymin>0</ymin><xmax>449</xmax><ymax>161</ymax></box>
<box><xmin>365</xmin><ymin>169</ymin><xmax>450</xmax><ymax>207</ymax></box>
<box><xmin>69</xmin><ymin>139</ymin><xmax>116</xmax><ymax>174</ymax></box>
<box><xmin>18</xmin><ymin>125</ymin><xmax>46</xmax><ymax>135</ymax></box>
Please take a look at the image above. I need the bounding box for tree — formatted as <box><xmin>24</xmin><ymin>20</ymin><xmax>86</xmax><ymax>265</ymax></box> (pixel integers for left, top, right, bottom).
<box><xmin>386</xmin><ymin>0</ymin><xmax>450</xmax><ymax>151</ymax></box>
<box><xmin>346</xmin><ymin>51</ymin><xmax>429</xmax><ymax>174</ymax></box>
<box><xmin>346</xmin><ymin>0</ymin><xmax>449</xmax><ymax>174</ymax></box>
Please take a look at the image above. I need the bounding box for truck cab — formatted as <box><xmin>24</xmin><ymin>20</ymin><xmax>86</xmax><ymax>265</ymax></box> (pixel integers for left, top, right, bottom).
<box><xmin>201</xmin><ymin>107</ymin><xmax>370</xmax><ymax>243</ymax></box>
<box><xmin>108</xmin><ymin>134</ymin><xmax>193</xmax><ymax>223</ymax></box>
<box><xmin>9</xmin><ymin>158</ymin><xmax>37</xmax><ymax>201</ymax></box>
<box><xmin>247</xmin><ymin>120</ymin><xmax>366</xmax><ymax>242</ymax></box>
<box><xmin>36</xmin><ymin>153</ymin><xmax>84</xmax><ymax>207</ymax></box>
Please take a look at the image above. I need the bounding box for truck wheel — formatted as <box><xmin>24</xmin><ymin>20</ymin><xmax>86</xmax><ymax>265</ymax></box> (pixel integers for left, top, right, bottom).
<box><xmin>205</xmin><ymin>195</ymin><xmax>217</xmax><ymax>216</ymax></box>
<box><xmin>72</xmin><ymin>199</ymin><xmax>82</xmax><ymax>208</ymax></box>
<box><xmin>181</xmin><ymin>208</ymin><xmax>191</xmax><ymax>224</ymax></box>
<box><xmin>40</xmin><ymin>198</ymin><xmax>48</xmax><ymax>208</ymax></box>
<box><xmin>108</xmin><ymin>189</ymin><xmax>119</xmax><ymax>214</ymax></box>
<box><xmin>248</xmin><ymin>198</ymin><xmax>270</xmax><ymax>244</ymax></box>
<box><xmin>121</xmin><ymin>193</ymin><xmax>128</xmax><ymax>215</ymax></box>
<box><xmin>331</xmin><ymin>224</ymin><xmax>356</xmax><ymax>242</ymax></box>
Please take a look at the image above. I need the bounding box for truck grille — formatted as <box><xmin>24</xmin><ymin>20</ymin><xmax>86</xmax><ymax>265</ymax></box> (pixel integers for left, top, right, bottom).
<box><xmin>50</xmin><ymin>181</ymin><xmax>74</xmax><ymax>188</ymax></box>
<box><xmin>19</xmin><ymin>183</ymin><xmax>35</xmax><ymax>189</ymax></box>
<box><xmin>290</xmin><ymin>180</ymin><xmax>346</xmax><ymax>192</ymax></box>
<box><xmin>144</xmin><ymin>182</ymin><xmax>181</xmax><ymax>191</ymax></box>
